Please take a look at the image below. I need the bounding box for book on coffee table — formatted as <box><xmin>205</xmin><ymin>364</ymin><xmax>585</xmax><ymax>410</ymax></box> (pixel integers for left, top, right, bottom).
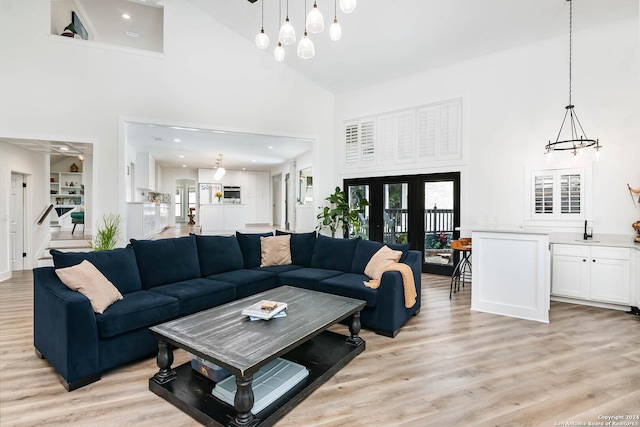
<box><xmin>241</xmin><ymin>300</ymin><xmax>287</xmax><ymax>320</ymax></box>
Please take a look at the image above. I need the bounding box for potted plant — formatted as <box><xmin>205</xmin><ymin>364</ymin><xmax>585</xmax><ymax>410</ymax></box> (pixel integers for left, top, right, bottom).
<box><xmin>89</xmin><ymin>214</ymin><xmax>123</xmax><ymax>251</ymax></box>
<box><xmin>316</xmin><ymin>187</ymin><xmax>369</xmax><ymax>238</ymax></box>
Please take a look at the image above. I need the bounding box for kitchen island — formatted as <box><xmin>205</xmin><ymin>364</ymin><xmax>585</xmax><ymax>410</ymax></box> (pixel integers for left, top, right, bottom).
<box><xmin>199</xmin><ymin>203</ymin><xmax>246</xmax><ymax>234</ymax></box>
<box><xmin>471</xmin><ymin>228</ymin><xmax>551</xmax><ymax>323</ymax></box>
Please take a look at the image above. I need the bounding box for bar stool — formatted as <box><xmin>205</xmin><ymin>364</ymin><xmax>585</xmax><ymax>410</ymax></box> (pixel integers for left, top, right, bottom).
<box><xmin>450</xmin><ymin>238</ymin><xmax>472</xmax><ymax>298</ymax></box>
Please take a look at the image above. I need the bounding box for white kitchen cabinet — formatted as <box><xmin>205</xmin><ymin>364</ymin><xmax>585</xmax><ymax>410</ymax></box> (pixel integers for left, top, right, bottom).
<box><xmin>551</xmin><ymin>244</ymin><xmax>589</xmax><ymax>299</ymax></box>
<box><xmin>552</xmin><ymin>244</ymin><xmax>631</xmax><ymax>306</ymax></box>
<box><xmin>589</xmin><ymin>246</ymin><xmax>631</xmax><ymax>304</ymax></box>
<box><xmin>241</xmin><ymin>170</ymin><xmax>270</xmax><ymax>224</ymax></box>
<box><xmin>127</xmin><ymin>202</ymin><xmax>169</xmax><ymax>240</ymax></box>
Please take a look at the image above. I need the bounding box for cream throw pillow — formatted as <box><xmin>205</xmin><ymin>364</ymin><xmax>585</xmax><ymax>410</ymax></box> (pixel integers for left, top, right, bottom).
<box><xmin>55</xmin><ymin>260</ymin><xmax>123</xmax><ymax>314</ymax></box>
<box><xmin>364</xmin><ymin>245</ymin><xmax>403</xmax><ymax>280</ymax></box>
<box><xmin>260</xmin><ymin>235</ymin><xmax>292</xmax><ymax>267</ymax></box>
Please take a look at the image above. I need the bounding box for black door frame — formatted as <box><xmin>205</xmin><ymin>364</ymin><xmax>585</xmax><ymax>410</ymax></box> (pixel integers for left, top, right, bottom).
<box><xmin>344</xmin><ymin>172</ymin><xmax>460</xmax><ymax>275</ymax></box>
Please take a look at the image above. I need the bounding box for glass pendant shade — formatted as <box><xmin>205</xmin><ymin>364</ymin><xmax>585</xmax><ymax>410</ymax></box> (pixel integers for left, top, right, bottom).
<box><xmin>330</xmin><ymin>19</ymin><xmax>342</xmax><ymax>41</ymax></box>
<box><xmin>297</xmin><ymin>32</ymin><xmax>315</xmax><ymax>59</ymax></box>
<box><xmin>339</xmin><ymin>0</ymin><xmax>356</xmax><ymax>14</ymax></box>
<box><xmin>213</xmin><ymin>167</ymin><xmax>226</xmax><ymax>181</ymax></box>
<box><xmin>255</xmin><ymin>29</ymin><xmax>269</xmax><ymax>49</ymax></box>
<box><xmin>306</xmin><ymin>3</ymin><xmax>324</xmax><ymax>33</ymax></box>
<box><xmin>279</xmin><ymin>19</ymin><xmax>296</xmax><ymax>45</ymax></box>
<box><xmin>274</xmin><ymin>43</ymin><xmax>285</xmax><ymax>62</ymax></box>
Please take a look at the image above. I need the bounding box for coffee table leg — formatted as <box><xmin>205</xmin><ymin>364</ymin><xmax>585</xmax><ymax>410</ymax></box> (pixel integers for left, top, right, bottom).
<box><xmin>347</xmin><ymin>311</ymin><xmax>364</xmax><ymax>346</ymax></box>
<box><xmin>230</xmin><ymin>375</ymin><xmax>258</xmax><ymax>427</ymax></box>
<box><xmin>152</xmin><ymin>340</ymin><xmax>176</xmax><ymax>385</ymax></box>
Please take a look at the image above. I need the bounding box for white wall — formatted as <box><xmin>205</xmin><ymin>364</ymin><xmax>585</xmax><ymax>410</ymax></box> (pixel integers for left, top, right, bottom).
<box><xmin>0</xmin><ymin>142</ymin><xmax>51</xmax><ymax>278</ymax></box>
<box><xmin>336</xmin><ymin>17</ymin><xmax>640</xmax><ymax>235</ymax></box>
<box><xmin>0</xmin><ymin>0</ymin><xmax>335</xmax><ymax>254</ymax></box>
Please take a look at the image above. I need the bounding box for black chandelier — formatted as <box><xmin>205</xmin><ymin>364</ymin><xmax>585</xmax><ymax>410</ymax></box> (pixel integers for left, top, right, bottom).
<box><xmin>545</xmin><ymin>0</ymin><xmax>601</xmax><ymax>160</ymax></box>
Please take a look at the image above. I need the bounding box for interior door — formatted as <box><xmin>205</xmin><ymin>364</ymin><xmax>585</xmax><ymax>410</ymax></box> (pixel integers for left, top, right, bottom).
<box><xmin>10</xmin><ymin>173</ymin><xmax>25</xmax><ymax>271</ymax></box>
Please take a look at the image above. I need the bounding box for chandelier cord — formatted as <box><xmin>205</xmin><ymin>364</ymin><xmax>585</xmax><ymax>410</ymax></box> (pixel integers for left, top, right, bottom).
<box><xmin>568</xmin><ymin>0</ymin><xmax>572</xmax><ymax>107</ymax></box>
<box><xmin>261</xmin><ymin>0</ymin><xmax>265</xmax><ymax>31</ymax></box>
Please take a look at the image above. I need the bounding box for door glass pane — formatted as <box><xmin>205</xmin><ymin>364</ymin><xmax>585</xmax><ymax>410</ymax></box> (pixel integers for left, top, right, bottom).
<box><xmin>424</xmin><ymin>181</ymin><xmax>454</xmax><ymax>266</ymax></box>
<box><xmin>383</xmin><ymin>183</ymin><xmax>409</xmax><ymax>244</ymax></box>
<box><xmin>348</xmin><ymin>185</ymin><xmax>369</xmax><ymax>239</ymax></box>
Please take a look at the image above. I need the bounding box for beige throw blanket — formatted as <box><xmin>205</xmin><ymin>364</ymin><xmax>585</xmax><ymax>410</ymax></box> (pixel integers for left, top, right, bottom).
<box><xmin>363</xmin><ymin>263</ymin><xmax>417</xmax><ymax>308</ymax></box>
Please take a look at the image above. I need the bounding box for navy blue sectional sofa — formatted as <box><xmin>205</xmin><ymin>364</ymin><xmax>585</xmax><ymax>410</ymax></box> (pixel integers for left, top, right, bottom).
<box><xmin>33</xmin><ymin>232</ymin><xmax>421</xmax><ymax>391</ymax></box>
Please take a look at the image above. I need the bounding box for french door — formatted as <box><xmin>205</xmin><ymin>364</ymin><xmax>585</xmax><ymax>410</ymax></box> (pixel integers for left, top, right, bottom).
<box><xmin>345</xmin><ymin>172</ymin><xmax>460</xmax><ymax>275</ymax></box>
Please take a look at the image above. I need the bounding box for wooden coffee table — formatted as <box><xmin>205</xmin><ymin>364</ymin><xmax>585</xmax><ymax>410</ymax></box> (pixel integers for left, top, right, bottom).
<box><xmin>149</xmin><ymin>286</ymin><xmax>366</xmax><ymax>427</ymax></box>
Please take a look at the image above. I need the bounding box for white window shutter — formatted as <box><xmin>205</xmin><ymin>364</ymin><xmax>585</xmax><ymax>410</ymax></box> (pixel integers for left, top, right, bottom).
<box><xmin>438</xmin><ymin>99</ymin><xmax>462</xmax><ymax>160</ymax></box>
<box><xmin>416</xmin><ymin>106</ymin><xmax>437</xmax><ymax>160</ymax></box>
<box><xmin>395</xmin><ymin>111</ymin><xmax>415</xmax><ymax>162</ymax></box>
<box><xmin>345</xmin><ymin>123</ymin><xmax>358</xmax><ymax>165</ymax></box>
<box><xmin>360</xmin><ymin>120</ymin><xmax>376</xmax><ymax>164</ymax></box>
<box><xmin>377</xmin><ymin>115</ymin><xmax>396</xmax><ymax>164</ymax></box>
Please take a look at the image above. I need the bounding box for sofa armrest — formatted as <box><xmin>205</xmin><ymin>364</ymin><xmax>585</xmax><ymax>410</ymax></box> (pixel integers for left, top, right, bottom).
<box><xmin>368</xmin><ymin>250</ymin><xmax>422</xmax><ymax>336</ymax></box>
<box><xmin>33</xmin><ymin>267</ymin><xmax>100</xmax><ymax>388</ymax></box>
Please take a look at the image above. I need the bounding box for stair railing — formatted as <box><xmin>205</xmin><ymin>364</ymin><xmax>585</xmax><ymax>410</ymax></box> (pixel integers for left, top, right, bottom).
<box><xmin>37</xmin><ymin>204</ymin><xmax>54</xmax><ymax>225</ymax></box>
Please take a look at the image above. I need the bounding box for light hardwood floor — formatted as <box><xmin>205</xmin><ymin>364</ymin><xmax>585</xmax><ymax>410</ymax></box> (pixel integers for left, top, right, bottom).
<box><xmin>1</xmin><ymin>270</ymin><xmax>639</xmax><ymax>426</ymax></box>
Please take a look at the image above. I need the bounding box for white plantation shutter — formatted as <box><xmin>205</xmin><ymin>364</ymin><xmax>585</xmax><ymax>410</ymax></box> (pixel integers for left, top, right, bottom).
<box><xmin>360</xmin><ymin>120</ymin><xmax>376</xmax><ymax>164</ymax></box>
<box><xmin>534</xmin><ymin>175</ymin><xmax>554</xmax><ymax>214</ymax></box>
<box><xmin>438</xmin><ymin>100</ymin><xmax>462</xmax><ymax>159</ymax></box>
<box><xmin>343</xmin><ymin>98</ymin><xmax>463</xmax><ymax>171</ymax></box>
<box><xmin>377</xmin><ymin>115</ymin><xmax>396</xmax><ymax>164</ymax></box>
<box><xmin>531</xmin><ymin>168</ymin><xmax>584</xmax><ymax>220</ymax></box>
<box><xmin>345</xmin><ymin>123</ymin><xmax>358</xmax><ymax>165</ymax></box>
<box><xmin>560</xmin><ymin>173</ymin><xmax>581</xmax><ymax>214</ymax></box>
<box><xmin>417</xmin><ymin>106</ymin><xmax>437</xmax><ymax>160</ymax></box>
<box><xmin>396</xmin><ymin>111</ymin><xmax>415</xmax><ymax>162</ymax></box>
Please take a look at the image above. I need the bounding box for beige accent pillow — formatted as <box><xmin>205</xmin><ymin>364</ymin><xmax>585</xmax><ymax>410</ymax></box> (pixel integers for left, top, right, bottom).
<box><xmin>55</xmin><ymin>260</ymin><xmax>123</xmax><ymax>314</ymax></box>
<box><xmin>364</xmin><ymin>245</ymin><xmax>403</xmax><ymax>280</ymax></box>
<box><xmin>260</xmin><ymin>235</ymin><xmax>292</xmax><ymax>267</ymax></box>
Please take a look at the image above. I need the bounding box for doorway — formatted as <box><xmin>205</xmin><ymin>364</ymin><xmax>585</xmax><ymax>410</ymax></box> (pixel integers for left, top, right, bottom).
<box><xmin>10</xmin><ymin>173</ymin><xmax>25</xmax><ymax>271</ymax></box>
<box><xmin>272</xmin><ymin>174</ymin><xmax>282</xmax><ymax>227</ymax></box>
<box><xmin>344</xmin><ymin>172</ymin><xmax>460</xmax><ymax>275</ymax></box>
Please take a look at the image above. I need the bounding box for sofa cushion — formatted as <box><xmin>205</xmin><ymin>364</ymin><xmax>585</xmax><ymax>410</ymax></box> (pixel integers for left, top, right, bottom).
<box><xmin>351</xmin><ymin>240</ymin><xmax>384</xmax><ymax>274</ymax></box>
<box><xmin>365</xmin><ymin>245</ymin><xmax>402</xmax><ymax>280</ymax></box>
<box><xmin>275</xmin><ymin>230</ymin><xmax>316</xmax><ymax>267</ymax></box>
<box><xmin>131</xmin><ymin>235</ymin><xmax>201</xmax><ymax>289</ymax></box>
<box><xmin>310</xmin><ymin>235</ymin><xmax>360</xmax><ymax>273</ymax></box>
<box><xmin>260</xmin><ymin>235</ymin><xmax>292</xmax><ymax>267</ymax></box>
<box><xmin>51</xmin><ymin>247</ymin><xmax>142</xmax><ymax>294</ymax></box>
<box><xmin>236</xmin><ymin>232</ymin><xmax>274</xmax><ymax>268</ymax></box>
<box><xmin>351</xmin><ymin>240</ymin><xmax>410</xmax><ymax>274</ymax></box>
<box><xmin>319</xmin><ymin>273</ymin><xmax>378</xmax><ymax>307</ymax></box>
<box><xmin>95</xmin><ymin>290</ymin><xmax>179</xmax><ymax>339</ymax></box>
<box><xmin>149</xmin><ymin>278</ymin><xmax>236</xmax><ymax>316</ymax></box>
<box><xmin>195</xmin><ymin>235</ymin><xmax>244</xmax><ymax>276</ymax></box>
<box><xmin>388</xmin><ymin>243</ymin><xmax>411</xmax><ymax>262</ymax></box>
<box><xmin>278</xmin><ymin>267</ymin><xmax>344</xmax><ymax>292</ymax></box>
<box><xmin>253</xmin><ymin>265</ymin><xmax>304</xmax><ymax>275</ymax></box>
<box><xmin>55</xmin><ymin>260</ymin><xmax>123</xmax><ymax>314</ymax></box>
<box><xmin>206</xmin><ymin>269</ymin><xmax>279</xmax><ymax>299</ymax></box>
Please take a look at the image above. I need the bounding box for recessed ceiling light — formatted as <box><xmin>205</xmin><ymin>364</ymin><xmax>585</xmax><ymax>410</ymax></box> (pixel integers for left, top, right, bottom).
<box><xmin>122</xmin><ymin>13</ymin><xmax>131</xmax><ymax>20</ymax></box>
<box><xmin>251</xmin><ymin>159</ymin><xmax>256</xmax><ymax>162</ymax></box>
<box><xmin>178</xmin><ymin>155</ymin><xmax>184</xmax><ymax>158</ymax></box>
<box><xmin>268</xmin><ymin>146</ymin><xmax>273</xmax><ymax>149</ymax></box>
<box><xmin>59</xmin><ymin>146</ymin><xmax>69</xmax><ymax>151</ymax></box>
<box><xmin>173</xmin><ymin>138</ymin><xmax>181</xmax><ymax>142</ymax></box>
<box><xmin>182</xmin><ymin>164</ymin><xmax>186</xmax><ymax>168</ymax></box>
<box><xmin>242</xmin><ymin>168</ymin><xmax>246</xmax><ymax>170</ymax></box>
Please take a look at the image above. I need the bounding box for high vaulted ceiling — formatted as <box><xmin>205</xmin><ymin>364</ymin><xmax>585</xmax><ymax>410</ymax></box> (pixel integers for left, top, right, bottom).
<box><xmin>189</xmin><ymin>0</ymin><xmax>637</xmax><ymax>94</ymax></box>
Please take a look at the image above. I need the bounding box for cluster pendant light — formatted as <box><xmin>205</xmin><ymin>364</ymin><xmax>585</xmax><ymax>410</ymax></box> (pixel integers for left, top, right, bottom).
<box><xmin>252</xmin><ymin>0</ymin><xmax>356</xmax><ymax>61</ymax></box>
<box><xmin>545</xmin><ymin>0</ymin><xmax>601</xmax><ymax>163</ymax></box>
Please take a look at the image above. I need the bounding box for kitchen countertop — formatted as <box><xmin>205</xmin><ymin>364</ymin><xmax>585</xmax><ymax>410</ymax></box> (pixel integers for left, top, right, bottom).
<box><xmin>550</xmin><ymin>232</ymin><xmax>639</xmax><ymax>250</ymax></box>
